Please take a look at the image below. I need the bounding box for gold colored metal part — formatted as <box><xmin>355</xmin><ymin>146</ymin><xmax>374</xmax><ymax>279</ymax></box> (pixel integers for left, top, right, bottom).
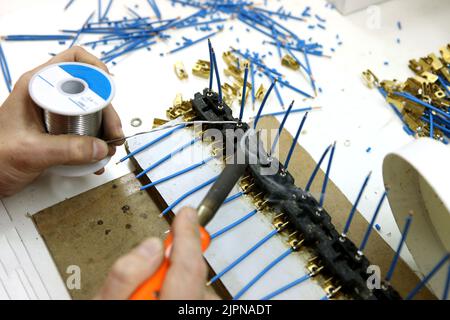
<box><xmin>223</xmin><ymin>51</ymin><xmax>240</xmax><ymax>68</ymax></box>
<box><xmin>192</xmin><ymin>60</ymin><xmax>211</xmax><ymax>78</ymax></box>
<box><xmin>255</xmin><ymin>84</ymin><xmax>265</xmax><ymax>100</ymax></box>
<box><xmin>440</xmin><ymin>44</ymin><xmax>450</xmax><ymax>64</ymax></box>
<box><xmin>362</xmin><ymin>69</ymin><xmax>380</xmax><ymax>88</ymax></box>
<box><xmin>152</xmin><ymin>118</ymin><xmax>168</xmax><ymax>128</ymax></box>
<box><xmin>174</xmin><ymin>61</ymin><xmax>188</xmax><ymax>80</ymax></box>
<box><xmin>281</xmin><ymin>54</ymin><xmax>300</xmax><ymax>70</ymax></box>
<box><xmin>365</xmin><ymin>44</ymin><xmax>450</xmax><ymax>141</ymax></box>
<box><xmin>307</xmin><ymin>260</ymin><xmax>324</xmax><ymax>276</ymax></box>
<box><xmin>324</xmin><ymin>284</ymin><xmax>342</xmax><ymax>299</ymax></box>
<box><xmin>167</xmin><ymin>95</ymin><xmax>193</xmax><ymax>120</ymax></box>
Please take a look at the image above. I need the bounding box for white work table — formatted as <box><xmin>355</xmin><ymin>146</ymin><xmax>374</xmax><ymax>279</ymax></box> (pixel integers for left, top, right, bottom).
<box><xmin>0</xmin><ymin>0</ymin><xmax>448</xmax><ymax>299</ymax></box>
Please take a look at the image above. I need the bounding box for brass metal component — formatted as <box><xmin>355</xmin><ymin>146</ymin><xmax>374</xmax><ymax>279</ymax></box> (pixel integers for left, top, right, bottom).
<box><xmin>152</xmin><ymin>118</ymin><xmax>168</xmax><ymax>128</ymax></box>
<box><xmin>223</xmin><ymin>51</ymin><xmax>240</xmax><ymax>68</ymax></box>
<box><xmin>289</xmin><ymin>238</ymin><xmax>304</xmax><ymax>251</ymax></box>
<box><xmin>421</xmin><ymin>71</ymin><xmax>438</xmax><ymax>84</ymax></box>
<box><xmin>167</xmin><ymin>96</ymin><xmax>193</xmax><ymax>120</ymax></box>
<box><xmin>428</xmin><ymin>53</ymin><xmax>443</xmax><ymax>71</ymax></box>
<box><xmin>409</xmin><ymin>58</ymin><xmax>432</xmax><ymax>75</ymax></box>
<box><xmin>192</xmin><ymin>60</ymin><xmax>211</xmax><ymax>78</ymax></box>
<box><xmin>255</xmin><ymin>84</ymin><xmax>265</xmax><ymax>100</ymax></box>
<box><xmin>307</xmin><ymin>259</ymin><xmax>324</xmax><ymax>277</ymax></box>
<box><xmin>174</xmin><ymin>61</ymin><xmax>188</xmax><ymax>80</ymax></box>
<box><xmin>324</xmin><ymin>284</ymin><xmax>342</xmax><ymax>299</ymax></box>
<box><xmin>362</xmin><ymin>69</ymin><xmax>380</xmax><ymax>88</ymax></box>
<box><xmin>224</xmin><ymin>65</ymin><xmax>243</xmax><ymax>80</ymax></box>
<box><xmin>257</xmin><ymin>199</ymin><xmax>269</xmax><ymax>210</ymax></box>
<box><xmin>281</xmin><ymin>54</ymin><xmax>300</xmax><ymax>70</ymax></box>
<box><xmin>440</xmin><ymin>44</ymin><xmax>450</xmax><ymax>64</ymax></box>
<box><xmin>273</xmin><ymin>220</ymin><xmax>289</xmax><ymax>232</ymax></box>
<box><xmin>173</xmin><ymin>93</ymin><xmax>183</xmax><ymax>107</ymax></box>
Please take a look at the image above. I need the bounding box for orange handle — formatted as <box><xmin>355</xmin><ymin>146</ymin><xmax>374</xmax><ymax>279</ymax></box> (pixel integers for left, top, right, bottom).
<box><xmin>129</xmin><ymin>226</ymin><xmax>211</xmax><ymax>300</ymax></box>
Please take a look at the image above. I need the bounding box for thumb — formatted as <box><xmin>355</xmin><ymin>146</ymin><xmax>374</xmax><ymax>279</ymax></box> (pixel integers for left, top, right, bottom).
<box><xmin>37</xmin><ymin>134</ymin><xmax>109</xmax><ymax>168</ymax></box>
<box><xmin>95</xmin><ymin>238</ymin><xmax>164</xmax><ymax>300</ymax></box>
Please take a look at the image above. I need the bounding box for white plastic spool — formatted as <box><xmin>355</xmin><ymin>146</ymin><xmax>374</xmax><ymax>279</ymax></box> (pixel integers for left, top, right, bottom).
<box><xmin>29</xmin><ymin>62</ymin><xmax>115</xmax><ymax>177</ymax></box>
<box><xmin>383</xmin><ymin>138</ymin><xmax>450</xmax><ymax>298</ymax></box>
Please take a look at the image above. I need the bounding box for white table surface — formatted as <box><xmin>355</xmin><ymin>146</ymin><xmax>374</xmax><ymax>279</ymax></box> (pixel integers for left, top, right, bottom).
<box><xmin>0</xmin><ymin>0</ymin><xmax>449</xmax><ymax>299</ymax></box>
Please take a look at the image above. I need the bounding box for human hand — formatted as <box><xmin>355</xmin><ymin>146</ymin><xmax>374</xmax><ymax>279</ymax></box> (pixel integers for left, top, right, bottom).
<box><xmin>0</xmin><ymin>46</ymin><xmax>124</xmax><ymax>197</ymax></box>
<box><xmin>96</xmin><ymin>207</ymin><xmax>217</xmax><ymax>300</ymax></box>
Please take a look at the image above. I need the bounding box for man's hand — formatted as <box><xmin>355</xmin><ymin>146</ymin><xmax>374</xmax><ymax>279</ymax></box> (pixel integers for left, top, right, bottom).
<box><xmin>0</xmin><ymin>46</ymin><xmax>124</xmax><ymax>197</ymax></box>
<box><xmin>96</xmin><ymin>207</ymin><xmax>216</xmax><ymax>300</ymax></box>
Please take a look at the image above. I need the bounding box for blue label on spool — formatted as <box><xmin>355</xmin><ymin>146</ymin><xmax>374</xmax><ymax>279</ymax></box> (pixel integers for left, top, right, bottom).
<box><xmin>59</xmin><ymin>64</ymin><xmax>112</xmax><ymax>100</ymax></box>
<box><xmin>29</xmin><ymin>62</ymin><xmax>115</xmax><ymax>116</ymax></box>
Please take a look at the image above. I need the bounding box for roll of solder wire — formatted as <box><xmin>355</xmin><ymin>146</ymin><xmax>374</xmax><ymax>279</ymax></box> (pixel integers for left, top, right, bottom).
<box><xmin>29</xmin><ymin>62</ymin><xmax>115</xmax><ymax>177</ymax></box>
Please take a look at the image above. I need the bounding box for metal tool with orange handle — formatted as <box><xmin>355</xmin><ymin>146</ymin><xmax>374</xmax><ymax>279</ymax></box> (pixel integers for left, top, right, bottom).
<box><xmin>130</xmin><ymin>162</ymin><xmax>247</xmax><ymax>300</ymax></box>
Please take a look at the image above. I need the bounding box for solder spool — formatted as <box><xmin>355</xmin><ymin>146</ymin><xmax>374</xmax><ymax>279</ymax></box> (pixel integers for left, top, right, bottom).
<box><xmin>29</xmin><ymin>62</ymin><xmax>115</xmax><ymax>177</ymax></box>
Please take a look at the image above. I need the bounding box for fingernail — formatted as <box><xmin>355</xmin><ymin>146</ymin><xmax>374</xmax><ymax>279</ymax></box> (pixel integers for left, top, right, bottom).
<box><xmin>92</xmin><ymin>140</ymin><xmax>108</xmax><ymax>161</ymax></box>
<box><xmin>137</xmin><ymin>238</ymin><xmax>162</xmax><ymax>259</ymax></box>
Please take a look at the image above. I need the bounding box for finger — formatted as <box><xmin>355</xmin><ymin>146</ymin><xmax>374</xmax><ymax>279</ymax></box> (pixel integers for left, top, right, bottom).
<box><xmin>107</xmin><ymin>145</ymin><xmax>116</xmax><ymax>157</ymax></box>
<box><xmin>102</xmin><ymin>104</ymin><xmax>124</xmax><ymax>146</ymax></box>
<box><xmin>94</xmin><ymin>168</ymin><xmax>105</xmax><ymax>175</ymax></box>
<box><xmin>95</xmin><ymin>238</ymin><xmax>163</xmax><ymax>300</ymax></box>
<box><xmin>34</xmin><ymin>134</ymin><xmax>109</xmax><ymax>168</ymax></box>
<box><xmin>160</xmin><ymin>207</ymin><xmax>208</xmax><ymax>300</ymax></box>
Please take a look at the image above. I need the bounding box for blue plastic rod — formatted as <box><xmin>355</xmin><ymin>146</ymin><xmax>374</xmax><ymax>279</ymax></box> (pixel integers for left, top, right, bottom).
<box><xmin>359</xmin><ymin>191</ymin><xmax>387</xmax><ymax>252</ymax></box>
<box><xmin>140</xmin><ymin>156</ymin><xmax>214</xmax><ymax>190</ymax></box>
<box><xmin>233</xmin><ymin>248</ymin><xmax>293</xmax><ymax>300</ymax></box>
<box><xmin>208</xmin><ymin>229</ymin><xmax>278</xmax><ymax>285</ymax></box>
<box><xmin>284</xmin><ymin>112</ymin><xmax>308</xmax><ymax>171</ymax></box>
<box><xmin>385</xmin><ymin>213</ymin><xmax>413</xmax><ymax>282</ymax></box>
<box><xmin>260</xmin><ymin>273</ymin><xmax>311</xmax><ymax>300</ymax></box>
<box><xmin>319</xmin><ymin>141</ymin><xmax>336</xmax><ymax>206</ymax></box>
<box><xmin>406</xmin><ymin>253</ymin><xmax>450</xmax><ymax>300</ymax></box>
<box><xmin>305</xmin><ymin>144</ymin><xmax>332</xmax><ymax>192</ymax></box>
<box><xmin>342</xmin><ymin>172</ymin><xmax>372</xmax><ymax>236</ymax></box>
<box><xmin>119</xmin><ymin>124</ymin><xmax>186</xmax><ymax>163</ymax></box>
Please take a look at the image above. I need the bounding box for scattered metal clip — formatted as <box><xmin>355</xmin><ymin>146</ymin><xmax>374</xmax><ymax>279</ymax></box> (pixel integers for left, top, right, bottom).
<box><xmin>281</xmin><ymin>54</ymin><xmax>300</xmax><ymax>70</ymax></box>
<box><xmin>192</xmin><ymin>60</ymin><xmax>211</xmax><ymax>78</ymax></box>
<box><xmin>174</xmin><ymin>61</ymin><xmax>188</xmax><ymax>80</ymax></box>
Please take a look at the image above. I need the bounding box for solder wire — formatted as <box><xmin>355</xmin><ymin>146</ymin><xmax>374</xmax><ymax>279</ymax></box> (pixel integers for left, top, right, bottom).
<box><xmin>136</xmin><ymin>136</ymin><xmax>200</xmax><ymax>178</ymax></box>
<box><xmin>44</xmin><ymin>110</ymin><xmax>103</xmax><ymax>137</ymax></box>
<box><xmin>233</xmin><ymin>247</ymin><xmax>294</xmax><ymax>300</ymax></box>
<box><xmin>140</xmin><ymin>156</ymin><xmax>215</xmax><ymax>190</ymax></box>
<box><xmin>160</xmin><ymin>175</ymin><xmax>219</xmax><ymax>217</ymax></box>
<box><xmin>119</xmin><ymin>123</ymin><xmax>186</xmax><ymax>163</ymax></box>
<box><xmin>260</xmin><ymin>273</ymin><xmax>311</xmax><ymax>300</ymax></box>
<box><xmin>208</xmin><ymin>229</ymin><xmax>278</xmax><ymax>286</ymax></box>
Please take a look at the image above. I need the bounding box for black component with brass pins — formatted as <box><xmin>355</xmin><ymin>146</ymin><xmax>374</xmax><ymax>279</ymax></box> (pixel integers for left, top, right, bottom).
<box><xmin>183</xmin><ymin>88</ymin><xmax>401</xmax><ymax>300</ymax></box>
